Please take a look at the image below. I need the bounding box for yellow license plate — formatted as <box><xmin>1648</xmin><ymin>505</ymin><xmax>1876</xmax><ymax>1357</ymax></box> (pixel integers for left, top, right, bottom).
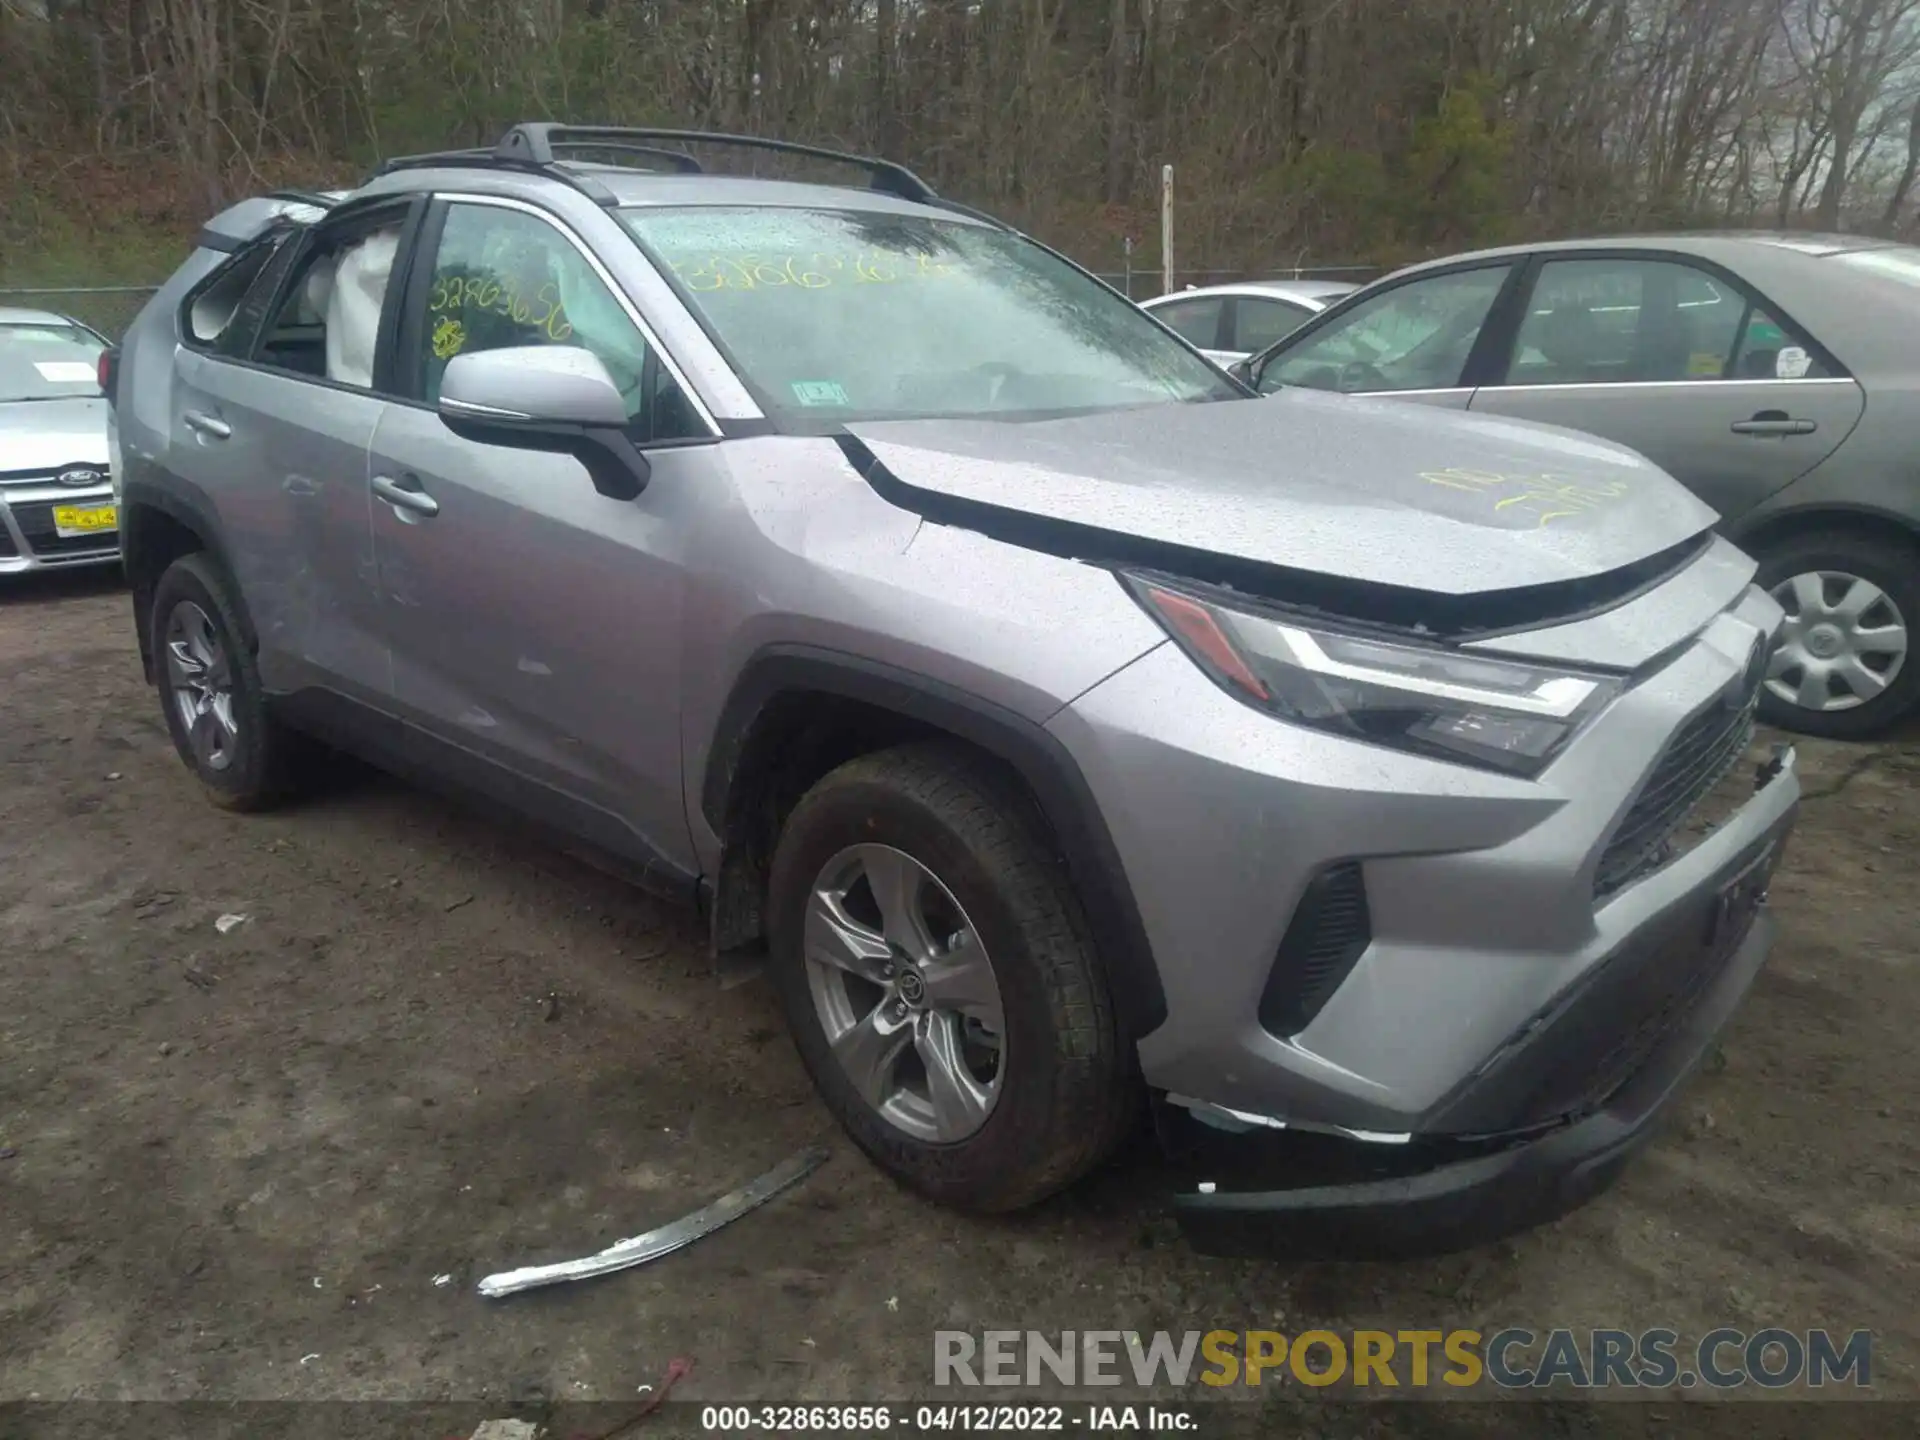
<box><xmin>52</xmin><ymin>503</ymin><xmax>117</xmax><ymax>538</ymax></box>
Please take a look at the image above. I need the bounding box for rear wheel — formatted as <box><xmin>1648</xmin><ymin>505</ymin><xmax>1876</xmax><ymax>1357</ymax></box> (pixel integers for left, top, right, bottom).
<box><xmin>150</xmin><ymin>553</ymin><xmax>313</xmax><ymax>810</ymax></box>
<box><xmin>1753</xmin><ymin>530</ymin><xmax>1919</xmax><ymax>740</ymax></box>
<box><xmin>766</xmin><ymin>742</ymin><xmax>1135</xmax><ymax>1212</ymax></box>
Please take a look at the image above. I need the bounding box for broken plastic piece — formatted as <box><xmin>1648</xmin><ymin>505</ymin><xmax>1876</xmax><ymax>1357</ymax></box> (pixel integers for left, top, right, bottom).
<box><xmin>477</xmin><ymin>1144</ymin><xmax>830</xmax><ymax>1298</ymax></box>
<box><xmin>215</xmin><ymin>913</ymin><xmax>248</xmax><ymax>934</ymax></box>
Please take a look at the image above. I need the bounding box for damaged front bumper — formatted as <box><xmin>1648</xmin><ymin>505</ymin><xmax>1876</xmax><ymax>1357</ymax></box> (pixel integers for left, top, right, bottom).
<box><xmin>1163</xmin><ymin>770</ymin><xmax>1794</xmax><ymax>1262</ymax></box>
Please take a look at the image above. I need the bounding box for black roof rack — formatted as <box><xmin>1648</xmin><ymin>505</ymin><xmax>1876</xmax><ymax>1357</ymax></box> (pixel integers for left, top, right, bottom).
<box><xmin>490</xmin><ymin>123</ymin><xmax>941</xmax><ymax>204</ymax></box>
<box><xmin>364</xmin><ymin>123</ymin><xmax>1001</xmax><ymax>221</ymax></box>
<box><xmin>372</xmin><ymin>143</ymin><xmax>623</xmax><ymax>205</ymax></box>
<box><xmin>264</xmin><ymin>188</ymin><xmax>341</xmax><ymax>210</ymax></box>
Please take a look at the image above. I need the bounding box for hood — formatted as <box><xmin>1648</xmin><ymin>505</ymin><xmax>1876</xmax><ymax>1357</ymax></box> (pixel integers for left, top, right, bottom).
<box><xmin>0</xmin><ymin>396</ymin><xmax>110</xmax><ymax>475</ymax></box>
<box><xmin>845</xmin><ymin>389</ymin><xmax>1717</xmax><ymax>600</ymax></box>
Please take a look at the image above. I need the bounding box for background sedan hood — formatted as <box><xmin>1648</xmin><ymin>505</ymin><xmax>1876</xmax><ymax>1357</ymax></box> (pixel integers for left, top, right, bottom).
<box><xmin>845</xmin><ymin>390</ymin><xmax>1717</xmax><ymax>597</ymax></box>
<box><xmin>0</xmin><ymin>397</ymin><xmax>110</xmax><ymax>474</ymax></box>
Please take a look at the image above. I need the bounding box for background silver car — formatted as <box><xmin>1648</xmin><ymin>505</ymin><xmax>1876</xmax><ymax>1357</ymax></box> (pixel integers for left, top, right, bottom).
<box><xmin>0</xmin><ymin>308</ymin><xmax>118</xmax><ymax>572</ymax></box>
<box><xmin>1241</xmin><ymin>233</ymin><xmax>1920</xmax><ymax>740</ymax></box>
<box><xmin>1140</xmin><ymin>279</ymin><xmax>1358</xmax><ymax>366</ymax></box>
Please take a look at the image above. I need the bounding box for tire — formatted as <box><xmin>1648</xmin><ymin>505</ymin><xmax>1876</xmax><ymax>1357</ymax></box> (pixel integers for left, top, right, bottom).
<box><xmin>150</xmin><ymin>552</ymin><xmax>312</xmax><ymax>811</ymax></box>
<box><xmin>1751</xmin><ymin>529</ymin><xmax>1920</xmax><ymax>741</ymax></box>
<box><xmin>766</xmin><ymin>741</ymin><xmax>1136</xmax><ymax>1212</ymax></box>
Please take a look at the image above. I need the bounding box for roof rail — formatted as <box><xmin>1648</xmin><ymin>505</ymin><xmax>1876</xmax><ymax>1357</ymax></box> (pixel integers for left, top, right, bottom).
<box><xmin>364</xmin><ymin>124</ymin><xmax>992</xmax><ymax>218</ymax></box>
<box><xmin>263</xmin><ymin>188</ymin><xmax>340</xmax><ymax>210</ymax></box>
<box><xmin>492</xmin><ymin>123</ymin><xmax>941</xmax><ymax>204</ymax></box>
<box><xmin>372</xmin><ymin>144</ymin><xmax>623</xmax><ymax>205</ymax></box>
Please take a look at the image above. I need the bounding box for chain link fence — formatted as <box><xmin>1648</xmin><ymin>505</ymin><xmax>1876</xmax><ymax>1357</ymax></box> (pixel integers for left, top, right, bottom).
<box><xmin>0</xmin><ymin>286</ymin><xmax>160</xmax><ymax>341</ymax></box>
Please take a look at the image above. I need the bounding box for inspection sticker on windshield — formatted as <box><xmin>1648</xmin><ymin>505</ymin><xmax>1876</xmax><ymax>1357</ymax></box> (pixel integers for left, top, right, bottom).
<box><xmin>34</xmin><ymin>361</ymin><xmax>97</xmax><ymax>384</ymax></box>
<box><xmin>791</xmin><ymin>380</ymin><xmax>851</xmax><ymax>408</ymax></box>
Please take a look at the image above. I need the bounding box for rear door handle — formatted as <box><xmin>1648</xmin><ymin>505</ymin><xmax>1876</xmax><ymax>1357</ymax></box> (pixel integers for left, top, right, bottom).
<box><xmin>183</xmin><ymin>409</ymin><xmax>231</xmax><ymax>439</ymax></box>
<box><xmin>371</xmin><ymin>473</ymin><xmax>440</xmax><ymax>518</ymax></box>
<box><xmin>1731</xmin><ymin>411</ymin><xmax>1816</xmax><ymax>437</ymax></box>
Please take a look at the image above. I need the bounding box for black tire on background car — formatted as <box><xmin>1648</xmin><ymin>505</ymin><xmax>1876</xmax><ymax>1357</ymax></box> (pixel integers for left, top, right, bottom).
<box><xmin>1751</xmin><ymin>529</ymin><xmax>1920</xmax><ymax>741</ymax></box>
<box><xmin>766</xmin><ymin>741</ymin><xmax>1136</xmax><ymax>1212</ymax></box>
<box><xmin>150</xmin><ymin>553</ymin><xmax>312</xmax><ymax>811</ymax></box>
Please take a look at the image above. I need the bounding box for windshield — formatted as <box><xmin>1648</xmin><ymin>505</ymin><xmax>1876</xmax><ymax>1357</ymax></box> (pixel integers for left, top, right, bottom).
<box><xmin>0</xmin><ymin>322</ymin><xmax>105</xmax><ymax>403</ymax></box>
<box><xmin>619</xmin><ymin>206</ymin><xmax>1238</xmax><ymax>427</ymax></box>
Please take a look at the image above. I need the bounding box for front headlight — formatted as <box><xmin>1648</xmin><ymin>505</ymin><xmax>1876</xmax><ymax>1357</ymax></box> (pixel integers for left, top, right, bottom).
<box><xmin>1125</xmin><ymin>573</ymin><xmax>1621</xmax><ymax>777</ymax></box>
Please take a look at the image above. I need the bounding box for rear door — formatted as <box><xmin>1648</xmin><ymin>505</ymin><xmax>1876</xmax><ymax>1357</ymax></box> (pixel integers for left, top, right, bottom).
<box><xmin>365</xmin><ymin>194</ymin><xmax>716</xmax><ymax>880</ymax></box>
<box><xmin>1248</xmin><ymin>262</ymin><xmax>1519</xmax><ymax>410</ymax></box>
<box><xmin>1144</xmin><ymin>294</ymin><xmax>1234</xmax><ymax>365</ymax></box>
<box><xmin>172</xmin><ymin>196</ymin><xmax>421</xmax><ymax>706</ymax></box>
<box><xmin>1225</xmin><ymin>294</ymin><xmax>1317</xmax><ymax>358</ymax></box>
<box><xmin>1466</xmin><ymin>253</ymin><xmax>1864</xmax><ymax>521</ymax></box>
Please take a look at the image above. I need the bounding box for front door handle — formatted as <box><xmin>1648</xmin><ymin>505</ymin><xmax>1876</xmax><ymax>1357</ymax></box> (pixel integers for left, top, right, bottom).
<box><xmin>183</xmin><ymin>409</ymin><xmax>231</xmax><ymax>439</ymax></box>
<box><xmin>371</xmin><ymin>473</ymin><xmax>440</xmax><ymax>518</ymax></box>
<box><xmin>1731</xmin><ymin>411</ymin><xmax>1816</xmax><ymax>437</ymax></box>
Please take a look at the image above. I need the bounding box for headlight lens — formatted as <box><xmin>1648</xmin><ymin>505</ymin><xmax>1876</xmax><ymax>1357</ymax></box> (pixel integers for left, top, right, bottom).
<box><xmin>1126</xmin><ymin>574</ymin><xmax>1621</xmax><ymax>777</ymax></box>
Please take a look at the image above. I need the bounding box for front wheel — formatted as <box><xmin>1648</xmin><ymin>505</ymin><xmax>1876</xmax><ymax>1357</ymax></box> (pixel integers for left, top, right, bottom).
<box><xmin>1753</xmin><ymin>530</ymin><xmax>1919</xmax><ymax>740</ymax></box>
<box><xmin>766</xmin><ymin>742</ymin><xmax>1135</xmax><ymax>1212</ymax></box>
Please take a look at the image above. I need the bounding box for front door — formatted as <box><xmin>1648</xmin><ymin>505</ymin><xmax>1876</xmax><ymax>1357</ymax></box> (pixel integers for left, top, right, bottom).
<box><xmin>1466</xmin><ymin>254</ymin><xmax>1865</xmax><ymax>521</ymax></box>
<box><xmin>366</xmin><ymin>196</ymin><xmax>715</xmax><ymax>882</ymax></box>
<box><xmin>1250</xmin><ymin>263</ymin><xmax>1517</xmax><ymax>411</ymax></box>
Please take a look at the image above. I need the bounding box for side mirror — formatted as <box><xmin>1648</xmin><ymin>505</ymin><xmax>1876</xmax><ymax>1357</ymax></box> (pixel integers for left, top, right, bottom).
<box><xmin>438</xmin><ymin>345</ymin><xmax>649</xmax><ymax>500</ymax></box>
<box><xmin>1226</xmin><ymin>357</ymin><xmax>1255</xmax><ymax>387</ymax></box>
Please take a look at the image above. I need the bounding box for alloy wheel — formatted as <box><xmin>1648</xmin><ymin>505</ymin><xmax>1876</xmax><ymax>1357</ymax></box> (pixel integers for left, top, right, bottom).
<box><xmin>802</xmin><ymin>843</ymin><xmax>1005</xmax><ymax>1144</ymax></box>
<box><xmin>164</xmin><ymin>600</ymin><xmax>240</xmax><ymax>773</ymax></box>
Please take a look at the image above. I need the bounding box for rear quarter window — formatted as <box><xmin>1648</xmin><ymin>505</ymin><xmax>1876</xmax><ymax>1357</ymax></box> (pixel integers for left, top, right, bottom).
<box><xmin>182</xmin><ymin>232</ymin><xmax>298</xmax><ymax>354</ymax></box>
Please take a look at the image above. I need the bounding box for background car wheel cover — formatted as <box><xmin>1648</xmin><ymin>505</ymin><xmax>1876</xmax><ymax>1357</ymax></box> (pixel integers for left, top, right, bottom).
<box><xmin>1766</xmin><ymin>569</ymin><xmax>1909</xmax><ymax>714</ymax></box>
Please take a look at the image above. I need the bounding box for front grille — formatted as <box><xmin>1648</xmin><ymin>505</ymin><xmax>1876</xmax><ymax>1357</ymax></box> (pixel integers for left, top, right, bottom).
<box><xmin>0</xmin><ymin>525</ymin><xmax>15</xmax><ymax>557</ymax></box>
<box><xmin>1258</xmin><ymin>861</ymin><xmax>1371</xmax><ymax>1036</ymax></box>
<box><xmin>1594</xmin><ymin>673</ymin><xmax>1761</xmax><ymax>898</ymax></box>
<box><xmin>0</xmin><ymin>469</ymin><xmax>59</xmax><ymax>491</ymax></box>
<box><xmin>9</xmin><ymin>500</ymin><xmax>119</xmax><ymax>557</ymax></box>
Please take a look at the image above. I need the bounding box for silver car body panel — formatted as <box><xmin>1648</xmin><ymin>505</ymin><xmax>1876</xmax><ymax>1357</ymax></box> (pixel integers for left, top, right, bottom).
<box><xmin>847</xmin><ymin>388</ymin><xmax>1718</xmax><ymax>594</ymax></box>
<box><xmin>1054</xmin><ymin>580</ymin><xmax>1790</xmax><ymax>1128</ymax></box>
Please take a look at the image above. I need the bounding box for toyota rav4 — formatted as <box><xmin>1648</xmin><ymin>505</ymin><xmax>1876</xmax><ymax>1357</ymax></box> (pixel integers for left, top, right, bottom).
<box><xmin>109</xmin><ymin>125</ymin><xmax>1799</xmax><ymax>1258</ymax></box>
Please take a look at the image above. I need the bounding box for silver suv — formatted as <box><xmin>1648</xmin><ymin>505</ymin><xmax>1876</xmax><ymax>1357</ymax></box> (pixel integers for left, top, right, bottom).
<box><xmin>112</xmin><ymin>126</ymin><xmax>1801</xmax><ymax>1259</ymax></box>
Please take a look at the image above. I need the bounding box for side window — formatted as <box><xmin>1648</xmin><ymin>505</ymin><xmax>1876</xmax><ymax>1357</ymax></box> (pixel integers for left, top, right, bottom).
<box><xmin>413</xmin><ymin>203</ymin><xmax>704</xmax><ymax>442</ymax></box>
<box><xmin>1149</xmin><ymin>296</ymin><xmax>1226</xmax><ymax>348</ymax></box>
<box><xmin>1500</xmin><ymin>257</ymin><xmax>1814</xmax><ymax>386</ymax></box>
<box><xmin>252</xmin><ymin>212</ymin><xmax>408</xmax><ymax>387</ymax></box>
<box><xmin>182</xmin><ymin>233</ymin><xmax>297</xmax><ymax>357</ymax></box>
<box><xmin>1232</xmin><ymin>297</ymin><xmax>1312</xmax><ymax>354</ymax></box>
<box><xmin>1259</xmin><ymin>265</ymin><xmax>1510</xmax><ymax>394</ymax></box>
<box><xmin>1730</xmin><ymin>305</ymin><xmax>1834</xmax><ymax>380</ymax></box>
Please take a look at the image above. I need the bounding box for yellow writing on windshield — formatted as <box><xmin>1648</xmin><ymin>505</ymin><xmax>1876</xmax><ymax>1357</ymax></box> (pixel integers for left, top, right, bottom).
<box><xmin>1421</xmin><ymin>467</ymin><xmax>1631</xmax><ymax>528</ymax></box>
<box><xmin>428</xmin><ymin>274</ymin><xmax>573</xmax><ymax>342</ymax></box>
<box><xmin>667</xmin><ymin>251</ymin><xmax>955</xmax><ymax>293</ymax></box>
<box><xmin>431</xmin><ymin>316</ymin><xmax>466</xmax><ymax>360</ymax></box>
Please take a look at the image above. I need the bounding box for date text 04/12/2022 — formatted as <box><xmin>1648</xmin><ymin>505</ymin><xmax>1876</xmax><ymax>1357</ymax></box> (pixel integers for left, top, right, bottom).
<box><xmin>698</xmin><ymin>1405</ymin><xmax>1195</xmax><ymax>1432</ymax></box>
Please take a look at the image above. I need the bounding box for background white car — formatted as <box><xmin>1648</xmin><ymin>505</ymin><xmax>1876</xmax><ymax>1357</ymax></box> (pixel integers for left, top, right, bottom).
<box><xmin>1140</xmin><ymin>279</ymin><xmax>1360</xmax><ymax>366</ymax></box>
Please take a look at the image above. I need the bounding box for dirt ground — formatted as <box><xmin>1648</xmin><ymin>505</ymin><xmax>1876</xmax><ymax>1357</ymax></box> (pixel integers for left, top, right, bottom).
<box><xmin>1</xmin><ymin>568</ymin><xmax>1915</xmax><ymax>1430</ymax></box>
